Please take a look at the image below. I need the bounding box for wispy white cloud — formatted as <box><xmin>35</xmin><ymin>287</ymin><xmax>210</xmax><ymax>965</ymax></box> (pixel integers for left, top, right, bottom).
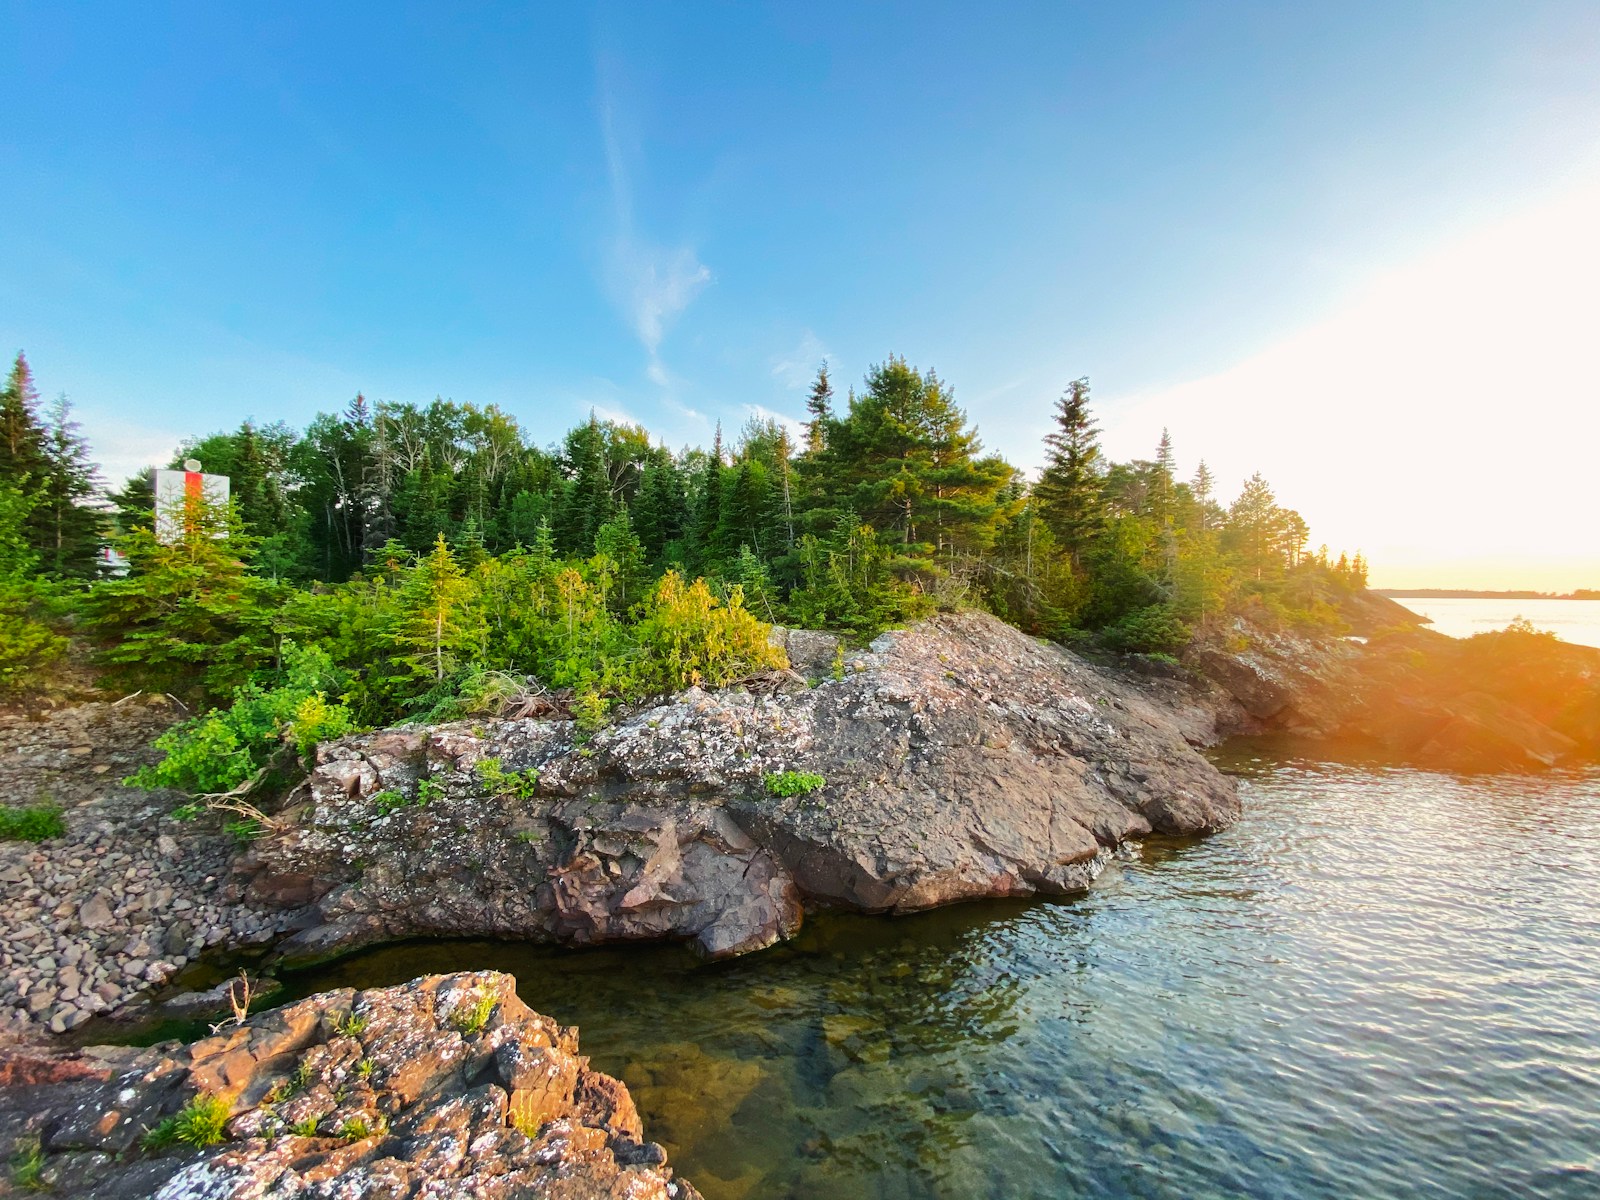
<box><xmin>769</xmin><ymin>330</ymin><xmax>830</xmax><ymax>391</ymax></box>
<box><xmin>597</xmin><ymin>67</ymin><xmax>711</xmax><ymax>387</ymax></box>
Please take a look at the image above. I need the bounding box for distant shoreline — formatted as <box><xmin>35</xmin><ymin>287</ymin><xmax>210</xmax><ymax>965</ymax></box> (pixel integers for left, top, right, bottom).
<box><xmin>1377</xmin><ymin>589</ymin><xmax>1600</xmax><ymax>601</ymax></box>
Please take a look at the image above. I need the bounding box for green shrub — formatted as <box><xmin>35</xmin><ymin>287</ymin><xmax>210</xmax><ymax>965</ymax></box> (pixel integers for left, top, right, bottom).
<box><xmin>141</xmin><ymin>1093</ymin><xmax>231</xmax><ymax>1151</ymax></box>
<box><xmin>763</xmin><ymin>771</ymin><xmax>826</xmax><ymax>797</ymax></box>
<box><xmin>128</xmin><ymin>641</ymin><xmax>358</xmax><ymax>796</ymax></box>
<box><xmin>0</xmin><ymin>803</ymin><xmax>66</xmax><ymax>843</ymax></box>
<box><xmin>1101</xmin><ymin>604</ymin><xmax>1191</xmax><ymax>656</ymax></box>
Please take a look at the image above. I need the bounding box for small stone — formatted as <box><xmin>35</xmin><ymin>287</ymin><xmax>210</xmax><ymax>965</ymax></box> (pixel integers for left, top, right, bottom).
<box><xmin>78</xmin><ymin>895</ymin><xmax>114</xmax><ymax>929</ymax></box>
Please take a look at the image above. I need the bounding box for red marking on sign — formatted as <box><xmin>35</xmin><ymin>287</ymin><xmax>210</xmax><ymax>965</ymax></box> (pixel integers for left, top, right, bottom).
<box><xmin>185</xmin><ymin>471</ymin><xmax>203</xmax><ymax>498</ymax></box>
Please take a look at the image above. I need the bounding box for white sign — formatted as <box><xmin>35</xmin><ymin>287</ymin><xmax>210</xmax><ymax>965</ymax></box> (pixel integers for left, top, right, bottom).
<box><xmin>153</xmin><ymin>467</ymin><xmax>230</xmax><ymax>543</ymax></box>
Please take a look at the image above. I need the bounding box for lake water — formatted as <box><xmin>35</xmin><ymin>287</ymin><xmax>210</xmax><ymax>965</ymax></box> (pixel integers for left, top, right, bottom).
<box><xmin>1391</xmin><ymin>596</ymin><xmax>1600</xmax><ymax>648</ymax></box>
<box><xmin>283</xmin><ymin>752</ymin><xmax>1600</xmax><ymax>1199</ymax></box>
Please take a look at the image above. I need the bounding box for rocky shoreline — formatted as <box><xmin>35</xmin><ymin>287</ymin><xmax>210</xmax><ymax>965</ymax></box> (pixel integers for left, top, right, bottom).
<box><xmin>2</xmin><ymin>597</ymin><xmax>1594</xmax><ymax>1047</ymax></box>
<box><xmin>240</xmin><ymin>612</ymin><xmax>1239</xmax><ymax>969</ymax></box>
<box><xmin>0</xmin><ymin>701</ymin><xmax>302</xmax><ymax>1041</ymax></box>
<box><xmin>0</xmin><ymin>970</ymin><xmax>698</xmax><ymax>1198</ymax></box>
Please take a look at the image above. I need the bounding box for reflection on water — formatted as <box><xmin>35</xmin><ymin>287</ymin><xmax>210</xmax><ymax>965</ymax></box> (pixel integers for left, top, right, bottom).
<box><xmin>284</xmin><ymin>754</ymin><xmax>1600</xmax><ymax>1199</ymax></box>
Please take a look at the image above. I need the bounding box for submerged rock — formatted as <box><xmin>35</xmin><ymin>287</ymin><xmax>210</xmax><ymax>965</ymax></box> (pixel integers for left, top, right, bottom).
<box><xmin>0</xmin><ymin>971</ymin><xmax>699</xmax><ymax>1198</ymax></box>
<box><xmin>242</xmin><ymin>612</ymin><xmax>1239</xmax><ymax>964</ymax></box>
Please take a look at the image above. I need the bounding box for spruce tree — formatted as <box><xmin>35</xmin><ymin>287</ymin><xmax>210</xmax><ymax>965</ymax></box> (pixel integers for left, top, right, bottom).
<box><xmin>37</xmin><ymin>394</ymin><xmax>106</xmax><ymax>577</ymax></box>
<box><xmin>0</xmin><ymin>352</ymin><xmax>47</xmax><ymax>486</ymax></box>
<box><xmin>83</xmin><ymin>490</ymin><xmax>281</xmax><ymax>702</ymax></box>
<box><xmin>392</xmin><ymin>534</ymin><xmax>474</xmax><ymax>685</ymax></box>
<box><xmin>1032</xmin><ymin>378</ymin><xmax>1105</xmax><ymax>566</ymax></box>
<box><xmin>803</xmin><ymin>361</ymin><xmax>834</xmax><ymax>456</ymax></box>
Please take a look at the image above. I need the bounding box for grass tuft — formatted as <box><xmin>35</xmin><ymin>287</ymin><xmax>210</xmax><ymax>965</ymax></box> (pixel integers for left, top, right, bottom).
<box><xmin>451</xmin><ymin>991</ymin><xmax>497</xmax><ymax>1034</ymax></box>
<box><xmin>140</xmin><ymin>1093</ymin><xmax>231</xmax><ymax>1152</ymax></box>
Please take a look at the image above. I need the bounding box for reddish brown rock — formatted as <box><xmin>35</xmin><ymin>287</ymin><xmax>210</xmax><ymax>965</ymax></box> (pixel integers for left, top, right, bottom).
<box><xmin>0</xmin><ymin>972</ymin><xmax>699</xmax><ymax>1199</ymax></box>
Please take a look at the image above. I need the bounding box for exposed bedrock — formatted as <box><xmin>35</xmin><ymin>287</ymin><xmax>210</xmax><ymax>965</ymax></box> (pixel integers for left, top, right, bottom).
<box><xmin>0</xmin><ymin>971</ymin><xmax>699</xmax><ymax>1199</ymax></box>
<box><xmin>241</xmin><ymin>612</ymin><xmax>1240</xmax><ymax>964</ymax></box>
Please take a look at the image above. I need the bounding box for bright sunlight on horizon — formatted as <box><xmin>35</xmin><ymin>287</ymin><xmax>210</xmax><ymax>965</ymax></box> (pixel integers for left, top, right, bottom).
<box><xmin>1100</xmin><ymin>175</ymin><xmax>1600</xmax><ymax>592</ymax></box>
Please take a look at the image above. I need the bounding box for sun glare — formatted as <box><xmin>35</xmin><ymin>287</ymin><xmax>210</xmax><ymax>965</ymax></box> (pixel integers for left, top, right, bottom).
<box><xmin>1105</xmin><ymin>178</ymin><xmax>1600</xmax><ymax>591</ymax></box>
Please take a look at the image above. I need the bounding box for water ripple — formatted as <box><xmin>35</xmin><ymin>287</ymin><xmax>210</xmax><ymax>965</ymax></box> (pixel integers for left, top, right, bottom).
<box><xmin>288</xmin><ymin>759</ymin><xmax>1600</xmax><ymax>1199</ymax></box>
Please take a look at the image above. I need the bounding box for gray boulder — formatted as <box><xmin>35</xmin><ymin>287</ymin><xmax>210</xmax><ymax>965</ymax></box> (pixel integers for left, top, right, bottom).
<box><xmin>243</xmin><ymin>612</ymin><xmax>1239</xmax><ymax>964</ymax></box>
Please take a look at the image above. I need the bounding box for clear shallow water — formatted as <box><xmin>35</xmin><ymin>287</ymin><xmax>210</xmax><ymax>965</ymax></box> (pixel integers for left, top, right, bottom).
<box><xmin>1392</xmin><ymin>596</ymin><xmax>1600</xmax><ymax>648</ymax></box>
<box><xmin>284</xmin><ymin>755</ymin><xmax>1600</xmax><ymax>1199</ymax></box>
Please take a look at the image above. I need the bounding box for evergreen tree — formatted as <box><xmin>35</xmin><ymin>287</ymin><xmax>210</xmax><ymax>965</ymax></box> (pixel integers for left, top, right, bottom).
<box><xmin>0</xmin><ymin>480</ymin><xmax>69</xmax><ymax>697</ymax></box>
<box><xmin>392</xmin><ymin>534</ymin><xmax>474</xmax><ymax>685</ymax></box>
<box><xmin>1032</xmin><ymin>378</ymin><xmax>1106</xmax><ymax>566</ymax></box>
<box><xmin>1224</xmin><ymin>472</ymin><xmax>1285</xmax><ymax>581</ymax></box>
<box><xmin>554</xmin><ymin>414</ymin><xmax>614</xmax><ymax>553</ymax></box>
<box><xmin>593</xmin><ymin>505</ymin><xmax>649</xmax><ymax>610</ymax></box>
<box><xmin>821</xmin><ymin>357</ymin><xmax>1003</xmax><ymax>564</ymax></box>
<box><xmin>0</xmin><ymin>352</ymin><xmax>47</xmax><ymax>486</ymax></box>
<box><xmin>803</xmin><ymin>361</ymin><xmax>834</xmax><ymax>456</ymax></box>
<box><xmin>31</xmin><ymin>394</ymin><xmax>105</xmax><ymax>577</ymax></box>
<box><xmin>83</xmin><ymin>491</ymin><xmax>282</xmax><ymax>702</ymax></box>
<box><xmin>633</xmin><ymin>448</ymin><xmax>689</xmax><ymax>566</ymax></box>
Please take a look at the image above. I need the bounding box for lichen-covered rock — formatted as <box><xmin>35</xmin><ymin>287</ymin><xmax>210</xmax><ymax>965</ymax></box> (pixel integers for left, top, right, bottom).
<box><xmin>0</xmin><ymin>971</ymin><xmax>700</xmax><ymax>1199</ymax></box>
<box><xmin>241</xmin><ymin>612</ymin><xmax>1240</xmax><ymax>965</ymax></box>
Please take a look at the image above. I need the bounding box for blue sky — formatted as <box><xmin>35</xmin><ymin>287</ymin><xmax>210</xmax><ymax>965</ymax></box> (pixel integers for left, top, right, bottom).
<box><xmin>4</xmin><ymin>2</ymin><xmax>1598</xmax><ymax>586</ymax></box>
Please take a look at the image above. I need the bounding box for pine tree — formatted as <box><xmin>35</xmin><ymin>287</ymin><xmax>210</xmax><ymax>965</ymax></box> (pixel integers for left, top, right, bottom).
<box><xmin>1224</xmin><ymin>472</ymin><xmax>1284</xmax><ymax>581</ymax></box>
<box><xmin>1032</xmin><ymin>378</ymin><xmax>1105</xmax><ymax>566</ymax></box>
<box><xmin>392</xmin><ymin>534</ymin><xmax>474</xmax><ymax>685</ymax></box>
<box><xmin>803</xmin><ymin>361</ymin><xmax>834</xmax><ymax>456</ymax></box>
<box><xmin>37</xmin><ymin>394</ymin><xmax>106</xmax><ymax>577</ymax></box>
<box><xmin>0</xmin><ymin>352</ymin><xmax>47</xmax><ymax>486</ymax></box>
<box><xmin>83</xmin><ymin>490</ymin><xmax>281</xmax><ymax>702</ymax></box>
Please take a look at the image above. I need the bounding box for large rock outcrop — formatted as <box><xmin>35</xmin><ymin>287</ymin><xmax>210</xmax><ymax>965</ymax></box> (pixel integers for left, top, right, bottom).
<box><xmin>0</xmin><ymin>971</ymin><xmax>698</xmax><ymax>1198</ymax></box>
<box><xmin>241</xmin><ymin>612</ymin><xmax>1239</xmax><ymax>964</ymax></box>
<box><xmin>1184</xmin><ymin>605</ymin><xmax>1600</xmax><ymax>772</ymax></box>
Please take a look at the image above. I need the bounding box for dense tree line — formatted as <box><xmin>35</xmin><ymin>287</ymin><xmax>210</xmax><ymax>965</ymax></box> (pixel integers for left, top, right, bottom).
<box><xmin>1</xmin><ymin>349</ymin><xmax>1368</xmax><ymax>734</ymax></box>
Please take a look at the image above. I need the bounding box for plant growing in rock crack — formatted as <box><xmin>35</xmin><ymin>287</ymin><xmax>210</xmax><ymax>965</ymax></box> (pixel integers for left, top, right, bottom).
<box><xmin>372</xmin><ymin>788</ymin><xmax>408</xmax><ymax>816</ymax></box>
<box><xmin>763</xmin><ymin>770</ymin><xmax>826</xmax><ymax>798</ymax></box>
<box><xmin>417</xmin><ymin>777</ymin><xmax>443</xmax><ymax>806</ymax></box>
<box><xmin>141</xmin><ymin>1093</ymin><xmax>231</xmax><ymax>1151</ymax></box>
<box><xmin>332</xmin><ymin>1010</ymin><xmax>367</xmax><ymax>1037</ymax></box>
<box><xmin>338</xmin><ymin>1117</ymin><xmax>379</xmax><ymax>1141</ymax></box>
<box><xmin>451</xmin><ymin>992</ymin><xmax>496</xmax><ymax>1034</ymax></box>
<box><xmin>9</xmin><ymin>1135</ymin><xmax>47</xmax><ymax>1191</ymax></box>
<box><xmin>288</xmin><ymin>1117</ymin><xmax>321</xmax><ymax>1138</ymax></box>
<box><xmin>356</xmin><ymin>1057</ymin><xmax>375</xmax><ymax>1080</ymax></box>
<box><xmin>474</xmin><ymin>756</ymin><xmax>539</xmax><ymax>800</ymax></box>
<box><xmin>291</xmin><ymin>1058</ymin><xmax>314</xmax><ymax>1091</ymax></box>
